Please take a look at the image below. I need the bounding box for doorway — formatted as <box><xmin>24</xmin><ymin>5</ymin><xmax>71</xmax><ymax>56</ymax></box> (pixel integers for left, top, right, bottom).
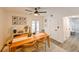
<box><xmin>63</xmin><ymin>16</ymin><xmax>79</xmax><ymax>51</ymax></box>
<box><xmin>32</xmin><ymin>20</ymin><xmax>39</xmax><ymax>34</ymax></box>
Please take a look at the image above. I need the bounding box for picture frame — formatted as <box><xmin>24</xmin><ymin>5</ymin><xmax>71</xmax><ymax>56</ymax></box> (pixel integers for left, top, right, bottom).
<box><xmin>12</xmin><ymin>16</ymin><xmax>27</xmax><ymax>25</ymax></box>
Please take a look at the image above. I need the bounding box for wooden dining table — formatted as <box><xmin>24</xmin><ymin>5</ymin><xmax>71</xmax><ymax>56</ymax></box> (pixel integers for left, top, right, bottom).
<box><xmin>9</xmin><ymin>32</ymin><xmax>50</xmax><ymax>52</ymax></box>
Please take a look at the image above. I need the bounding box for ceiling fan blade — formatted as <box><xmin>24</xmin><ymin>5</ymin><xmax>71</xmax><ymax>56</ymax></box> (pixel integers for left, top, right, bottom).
<box><xmin>38</xmin><ymin>11</ymin><xmax>47</xmax><ymax>13</ymax></box>
<box><xmin>28</xmin><ymin>13</ymin><xmax>33</xmax><ymax>15</ymax></box>
<box><xmin>25</xmin><ymin>9</ymin><xmax>33</xmax><ymax>12</ymax></box>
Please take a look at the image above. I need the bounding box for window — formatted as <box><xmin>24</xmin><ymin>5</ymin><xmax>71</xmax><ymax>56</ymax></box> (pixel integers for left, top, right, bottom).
<box><xmin>32</xmin><ymin>20</ymin><xmax>39</xmax><ymax>34</ymax></box>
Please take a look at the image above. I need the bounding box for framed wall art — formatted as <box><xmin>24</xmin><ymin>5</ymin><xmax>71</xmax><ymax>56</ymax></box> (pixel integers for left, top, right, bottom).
<box><xmin>12</xmin><ymin>16</ymin><xmax>27</xmax><ymax>25</ymax></box>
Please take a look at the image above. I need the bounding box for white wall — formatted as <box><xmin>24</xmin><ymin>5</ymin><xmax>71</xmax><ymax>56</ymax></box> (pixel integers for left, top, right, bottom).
<box><xmin>0</xmin><ymin>8</ymin><xmax>7</xmax><ymax>50</ymax></box>
<box><xmin>44</xmin><ymin>8</ymin><xmax>66</xmax><ymax>43</ymax></box>
<box><xmin>43</xmin><ymin>7</ymin><xmax>79</xmax><ymax>43</ymax></box>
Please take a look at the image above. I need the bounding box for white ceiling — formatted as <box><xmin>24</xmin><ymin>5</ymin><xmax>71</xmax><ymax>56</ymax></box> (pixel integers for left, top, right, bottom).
<box><xmin>3</xmin><ymin>7</ymin><xmax>79</xmax><ymax>13</ymax></box>
<box><xmin>3</xmin><ymin>7</ymin><xmax>79</xmax><ymax>16</ymax></box>
<box><xmin>4</xmin><ymin>7</ymin><xmax>34</xmax><ymax>13</ymax></box>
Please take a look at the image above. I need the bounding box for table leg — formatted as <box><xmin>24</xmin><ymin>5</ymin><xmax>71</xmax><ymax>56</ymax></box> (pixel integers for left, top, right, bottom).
<box><xmin>9</xmin><ymin>47</ymin><xmax>16</xmax><ymax>52</ymax></box>
<box><xmin>45</xmin><ymin>40</ymin><xmax>46</xmax><ymax>52</ymax></box>
<box><xmin>47</xmin><ymin>36</ymin><xmax>50</xmax><ymax>48</ymax></box>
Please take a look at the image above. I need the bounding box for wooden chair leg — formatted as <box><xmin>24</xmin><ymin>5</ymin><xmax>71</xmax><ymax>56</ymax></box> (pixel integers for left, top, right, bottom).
<box><xmin>36</xmin><ymin>41</ymin><xmax>39</xmax><ymax>50</ymax></box>
<box><xmin>45</xmin><ymin>41</ymin><xmax>46</xmax><ymax>52</ymax></box>
<box><xmin>47</xmin><ymin>36</ymin><xmax>51</xmax><ymax>48</ymax></box>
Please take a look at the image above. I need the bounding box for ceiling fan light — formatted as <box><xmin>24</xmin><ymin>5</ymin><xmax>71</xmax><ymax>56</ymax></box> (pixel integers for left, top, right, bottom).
<box><xmin>34</xmin><ymin>13</ymin><xmax>38</xmax><ymax>16</ymax></box>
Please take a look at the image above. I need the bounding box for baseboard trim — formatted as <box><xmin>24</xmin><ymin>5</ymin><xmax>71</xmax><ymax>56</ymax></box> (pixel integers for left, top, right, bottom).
<box><xmin>50</xmin><ymin>38</ymin><xmax>63</xmax><ymax>47</ymax></box>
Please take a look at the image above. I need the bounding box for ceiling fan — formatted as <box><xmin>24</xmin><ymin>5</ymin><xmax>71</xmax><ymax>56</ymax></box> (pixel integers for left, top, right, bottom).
<box><xmin>25</xmin><ymin>7</ymin><xmax>47</xmax><ymax>16</ymax></box>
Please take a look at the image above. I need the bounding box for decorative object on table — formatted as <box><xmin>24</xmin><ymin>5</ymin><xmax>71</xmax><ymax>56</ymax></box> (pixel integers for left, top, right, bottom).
<box><xmin>28</xmin><ymin>27</ymin><xmax>32</xmax><ymax>37</ymax></box>
<box><xmin>13</xmin><ymin>29</ymin><xmax>17</xmax><ymax>33</ymax></box>
<box><xmin>41</xmin><ymin>29</ymin><xmax>45</xmax><ymax>32</ymax></box>
<box><xmin>12</xmin><ymin>16</ymin><xmax>27</xmax><ymax>25</ymax></box>
<box><xmin>24</xmin><ymin>26</ymin><xmax>28</xmax><ymax>32</ymax></box>
<box><xmin>18</xmin><ymin>30</ymin><xmax>23</xmax><ymax>33</ymax></box>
